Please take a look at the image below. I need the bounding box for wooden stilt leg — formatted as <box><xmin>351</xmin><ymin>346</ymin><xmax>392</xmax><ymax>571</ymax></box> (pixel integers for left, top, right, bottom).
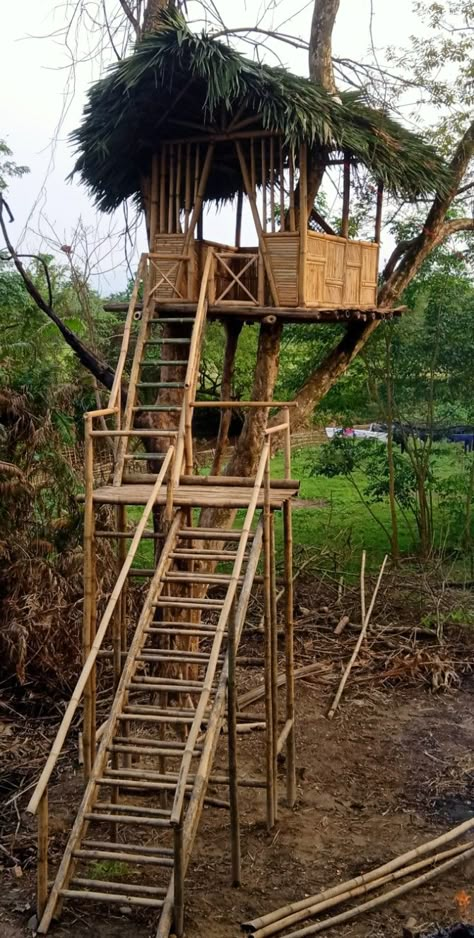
<box><xmin>283</xmin><ymin>500</ymin><xmax>296</xmax><ymax>806</ymax></box>
<box><xmin>174</xmin><ymin>824</ymin><xmax>185</xmax><ymax>937</ymax></box>
<box><xmin>228</xmin><ymin>599</ymin><xmax>241</xmax><ymax>886</ymax></box>
<box><xmin>270</xmin><ymin>512</ymin><xmax>279</xmax><ymax>822</ymax></box>
<box><xmin>37</xmin><ymin>791</ymin><xmax>48</xmax><ymax>920</ymax></box>
<box><xmin>263</xmin><ymin>459</ymin><xmax>275</xmax><ymax>830</ymax></box>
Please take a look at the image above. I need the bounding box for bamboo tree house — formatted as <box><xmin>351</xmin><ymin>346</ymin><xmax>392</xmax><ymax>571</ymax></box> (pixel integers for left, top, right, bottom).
<box><xmin>25</xmin><ymin>13</ymin><xmax>452</xmax><ymax>938</ymax></box>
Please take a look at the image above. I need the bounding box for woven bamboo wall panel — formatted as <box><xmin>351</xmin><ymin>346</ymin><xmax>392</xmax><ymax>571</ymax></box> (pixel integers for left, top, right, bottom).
<box><xmin>306</xmin><ymin>232</ymin><xmax>379</xmax><ymax>308</ymax></box>
<box><xmin>263</xmin><ymin>233</ymin><xmax>299</xmax><ymax>306</ymax></box>
<box><xmin>152</xmin><ymin>233</ymin><xmax>197</xmax><ymax>300</ymax></box>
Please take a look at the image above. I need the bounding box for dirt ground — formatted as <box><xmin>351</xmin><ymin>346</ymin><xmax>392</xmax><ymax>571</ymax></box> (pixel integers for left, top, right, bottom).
<box><xmin>1</xmin><ymin>674</ymin><xmax>473</xmax><ymax>938</ymax></box>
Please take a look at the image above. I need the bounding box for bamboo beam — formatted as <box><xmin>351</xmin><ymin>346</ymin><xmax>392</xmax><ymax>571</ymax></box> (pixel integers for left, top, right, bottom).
<box><xmin>37</xmin><ymin>791</ymin><xmax>48</xmax><ymax>919</ymax></box>
<box><xmin>269</xmin><ymin>512</ymin><xmax>279</xmax><ymax>822</ymax></box>
<box><xmin>235</xmin><ymin>142</ymin><xmax>280</xmax><ymax>307</ymax></box>
<box><xmin>263</xmin><ymin>457</ymin><xmax>275</xmax><ymax>830</ymax></box>
<box><xmin>288</xmin><ymin>151</ymin><xmax>296</xmax><ymax>232</ymax></box>
<box><xmin>283</xmin><ymin>499</ymin><xmax>296</xmax><ymax>806</ymax></box>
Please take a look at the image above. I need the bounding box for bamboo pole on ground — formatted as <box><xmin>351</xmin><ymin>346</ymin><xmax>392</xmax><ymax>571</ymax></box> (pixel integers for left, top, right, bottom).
<box><xmin>227</xmin><ymin>598</ymin><xmax>241</xmax><ymax>886</ymax></box>
<box><xmin>327</xmin><ymin>553</ymin><xmax>387</xmax><ymax>720</ymax></box>
<box><xmin>245</xmin><ymin>840</ymin><xmax>474</xmax><ymax>937</ymax></box>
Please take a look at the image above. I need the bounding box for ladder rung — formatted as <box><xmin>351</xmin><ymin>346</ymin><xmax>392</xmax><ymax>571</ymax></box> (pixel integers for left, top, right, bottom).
<box><xmin>129</xmin><ymin>675</ymin><xmax>203</xmax><ymax>687</ymax></box>
<box><xmin>104</xmin><ymin>768</ymin><xmax>184</xmax><ymax>786</ymax></box>
<box><xmin>163</xmin><ymin>572</ymin><xmax>236</xmax><ymax>584</ymax></box>
<box><xmin>179</xmin><ymin>527</ymin><xmax>251</xmax><ymax>541</ymax></box>
<box><xmin>73</xmin><ymin>848</ymin><xmax>173</xmax><ymax>867</ymax></box>
<box><xmin>136</xmin><ymin>381</ymin><xmax>185</xmax><ymax>388</ymax></box>
<box><xmin>71</xmin><ymin>877</ymin><xmax>167</xmax><ymax>897</ymax></box>
<box><xmin>143</xmin><ymin>359</ymin><xmax>188</xmax><ymax>366</ymax></box>
<box><xmin>133</xmin><ymin>405</ymin><xmax>182</xmax><ymax>411</ymax></box>
<box><xmin>145</xmin><ymin>337</ymin><xmax>190</xmax><ymax>344</ymax></box>
<box><xmin>83</xmin><ymin>839</ymin><xmax>173</xmax><ymax>857</ymax></box>
<box><xmin>95</xmin><ymin>800</ymin><xmax>171</xmax><ymax>815</ymax></box>
<box><xmin>85</xmin><ymin>811</ymin><xmax>170</xmax><ymax>828</ymax></box>
<box><xmin>171</xmin><ymin>549</ymin><xmax>238</xmax><ymax>561</ymax></box>
<box><xmin>136</xmin><ymin>653</ymin><xmax>217</xmax><ymax>666</ymax></box>
<box><xmin>110</xmin><ymin>743</ymin><xmax>201</xmax><ymax>758</ymax></box>
<box><xmin>61</xmin><ymin>889</ymin><xmax>164</xmax><ymax>909</ymax></box>
<box><xmin>139</xmin><ymin>646</ymin><xmax>214</xmax><ymax>658</ymax></box>
<box><xmin>123</xmin><ymin>452</ymin><xmax>165</xmax><ymax>460</ymax></box>
<box><xmin>153</xmin><ymin>598</ymin><xmax>224</xmax><ymax>609</ymax></box>
<box><xmin>144</xmin><ymin>626</ymin><xmax>217</xmax><ymax>637</ymax></box>
<box><xmin>118</xmin><ymin>706</ymin><xmax>202</xmax><ymax>719</ymax></box>
<box><xmin>150</xmin><ymin>318</ymin><xmax>195</xmax><ymax>323</ymax></box>
<box><xmin>119</xmin><ymin>705</ymin><xmax>201</xmax><ymax>722</ymax></box>
<box><xmin>96</xmin><ymin>776</ymin><xmax>189</xmax><ymax>792</ymax></box>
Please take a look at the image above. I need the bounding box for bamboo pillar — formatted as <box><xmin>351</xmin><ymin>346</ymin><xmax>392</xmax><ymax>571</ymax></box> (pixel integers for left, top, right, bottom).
<box><xmin>269</xmin><ymin>511</ymin><xmax>279</xmax><ymax>822</ymax></box>
<box><xmin>176</xmin><ymin>143</ymin><xmax>182</xmax><ymax>233</ymax></box>
<box><xmin>174</xmin><ymin>823</ymin><xmax>185</xmax><ymax>937</ymax></box>
<box><xmin>83</xmin><ymin>414</ymin><xmax>95</xmax><ymax>780</ymax></box>
<box><xmin>288</xmin><ymin>151</ymin><xmax>296</xmax><ymax>232</ymax></box>
<box><xmin>261</xmin><ymin>139</ymin><xmax>267</xmax><ymax>233</ymax></box>
<box><xmin>270</xmin><ymin>137</ymin><xmax>275</xmax><ymax>233</ymax></box>
<box><xmin>279</xmin><ymin>140</ymin><xmax>285</xmax><ymax>231</ymax></box>
<box><xmin>184</xmin><ymin>143</ymin><xmax>191</xmax><ymax>233</ymax></box>
<box><xmin>149</xmin><ymin>153</ymin><xmax>159</xmax><ymax>248</ymax></box>
<box><xmin>168</xmin><ymin>143</ymin><xmax>175</xmax><ymax>234</ymax></box>
<box><xmin>235</xmin><ymin>189</ymin><xmax>243</xmax><ymax>248</ymax></box>
<box><xmin>341</xmin><ymin>152</ymin><xmax>351</xmax><ymax>239</ymax></box>
<box><xmin>37</xmin><ymin>791</ymin><xmax>48</xmax><ymax>919</ymax></box>
<box><xmin>282</xmin><ymin>409</ymin><xmax>296</xmax><ymax>806</ymax></box>
<box><xmin>375</xmin><ymin>181</ymin><xmax>384</xmax><ymax>243</ymax></box>
<box><xmin>228</xmin><ymin>598</ymin><xmax>241</xmax><ymax>885</ymax></box>
<box><xmin>159</xmin><ymin>146</ymin><xmax>166</xmax><ymax>235</ymax></box>
<box><xmin>235</xmin><ymin>141</ymin><xmax>280</xmax><ymax>307</ymax></box>
<box><xmin>298</xmin><ymin>144</ymin><xmax>308</xmax><ymax>307</ymax></box>
<box><xmin>263</xmin><ymin>456</ymin><xmax>275</xmax><ymax>830</ymax></box>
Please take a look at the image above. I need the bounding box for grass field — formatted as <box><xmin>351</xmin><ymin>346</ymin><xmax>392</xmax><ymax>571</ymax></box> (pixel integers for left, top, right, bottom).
<box><xmin>129</xmin><ymin>443</ymin><xmax>473</xmax><ymax>581</ymax></box>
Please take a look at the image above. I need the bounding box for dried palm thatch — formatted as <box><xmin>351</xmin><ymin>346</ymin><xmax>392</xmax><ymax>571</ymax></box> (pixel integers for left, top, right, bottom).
<box><xmin>71</xmin><ymin>8</ymin><xmax>451</xmax><ymax>212</ymax></box>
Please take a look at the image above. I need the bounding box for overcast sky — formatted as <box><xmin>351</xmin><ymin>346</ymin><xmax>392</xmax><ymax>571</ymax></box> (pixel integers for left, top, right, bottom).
<box><xmin>1</xmin><ymin>0</ymin><xmax>421</xmax><ymax>294</ymax></box>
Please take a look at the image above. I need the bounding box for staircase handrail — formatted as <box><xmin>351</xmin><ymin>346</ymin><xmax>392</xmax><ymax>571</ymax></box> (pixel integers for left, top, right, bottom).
<box><xmin>27</xmin><ymin>444</ymin><xmax>175</xmax><ymax>816</ymax></box>
<box><xmin>108</xmin><ymin>254</ymin><xmax>147</xmax><ymax>415</ymax></box>
<box><xmin>170</xmin><ymin>434</ymin><xmax>272</xmax><ymax>826</ymax></box>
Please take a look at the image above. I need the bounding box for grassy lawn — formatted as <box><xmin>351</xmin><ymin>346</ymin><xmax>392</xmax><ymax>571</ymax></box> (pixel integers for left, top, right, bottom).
<box><xmin>127</xmin><ymin>443</ymin><xmax>473</xmax><ymax>580</ymax></box>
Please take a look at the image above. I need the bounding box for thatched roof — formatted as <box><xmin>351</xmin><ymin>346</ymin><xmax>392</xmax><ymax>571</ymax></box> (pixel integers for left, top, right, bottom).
<box><xmin>71</xmin><ymin>8</ymin><xmax>451</xmax><ymax>213</ymax></box>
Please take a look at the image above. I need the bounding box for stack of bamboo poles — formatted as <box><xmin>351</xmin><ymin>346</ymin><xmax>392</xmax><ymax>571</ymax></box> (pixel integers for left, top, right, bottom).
<box><xmin>241</xmin><ymin>819</ymin><xmax>474</xmax><ymax>937</ymax></box>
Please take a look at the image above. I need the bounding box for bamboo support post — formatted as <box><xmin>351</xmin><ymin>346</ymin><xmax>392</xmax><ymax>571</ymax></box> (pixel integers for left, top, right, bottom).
<box><xmin>298</xmin><ymin>144</ymin><xmax>308</xmax><ymax>306</ymax></box>
<box><xmin>270</xmin><ymin>137</ymin><xmax>275</xmax><ymax>232</ymax></box>
<box><xmin>83</xmin><ymin>415</ymin><xmax>95</xmax><ymax>781</ymax></box>
<box><xmin>283</xmin><ymin>497</ymin><xmax>296</xmax><ymax>806</ymax></box>
<box><xmin>235</xmin><ymin>189</ymin><xmax>243</xmax><ymax>247</ymax></box>
<box><xmin>150</xmin><ymin>153</ymin><xmax>159</xmax><ymax>247</ymax></box>
<box><xmin>184</xmin><ymin>143</ymin><xmax>191</xmax><ymax>233</ymax></box>
<box><xmin>263</xmin><ymin>455</ymin><xmax>275</xmax><ymax>829</ymax></box>
<box><xmin>288</xmin><ymin>151</ymin><xmax>295</xmax><ymax>232</ymax></box>
<box><xmin>279</xmin><ymin>140</ymin><xmax>285</xmax><ymax>231</ymax></box>
<box><xmin>168</xmin><ymin>143</ymin><xmax>174</xmax><ymax>234</ymax></box>
<box><xmin>375</xmin><ymin>181</ymin><xmax>384</xmax><ymax>243</ymax></box>
<box><xmin>327</xmin><ymin>553</ymin><xmax>387</xmax><ymax>720</ymax></box>
<box><xmin>176</xmin><ymin>143</ymin><xmax>182</xmax><ymax>234</ymax></box>
<box><xmin>37</xmin><ymin>791</ymin><xmax>48</xmax><ymax>919</ymax></box>
<box><xmin>261</xmin><ymin>139</ymin><xmax>267</xmax><ymax>233</ymax></box>
<box><xmin>269</xmin><ymin>511</ymin><xmax>279</xmax><ymax>822</ymax></box>
<box><xmin>228</xmin><ymin>598</ymin><xmax>241</xmax><ymax>886</ymax></box>
<box><xmin>174</xmin><ymin>824</ymin><xmax>185</xmax><ymax>937</ymax></box>
<box><xmin>159</xmin><ymin>146</ymin><xmax>166</xmax><ymax>234</ymax></box>
<box><xmin>341</xmin><ymin>153</ymin><xmax>350</xmax><ymax>239</ymax></box>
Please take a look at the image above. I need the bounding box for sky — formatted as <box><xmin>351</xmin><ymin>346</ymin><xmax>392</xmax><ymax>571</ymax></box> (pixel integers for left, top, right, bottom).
<box><xmin>0</xmin><ymin>0</ymin><xmax>422</xmax><ymax>295</ymax></box>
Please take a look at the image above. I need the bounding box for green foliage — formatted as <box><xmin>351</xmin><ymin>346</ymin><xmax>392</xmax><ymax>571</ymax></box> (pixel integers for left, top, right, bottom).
<box><xmin>0</xmin><ymin>139</ymin><xmax>28</xmax><ymax>191</ymax></box>
<box><xmin>87</xmin><ymin>860</ymin><xmax>130</xmax><ymax>880</ymax></box>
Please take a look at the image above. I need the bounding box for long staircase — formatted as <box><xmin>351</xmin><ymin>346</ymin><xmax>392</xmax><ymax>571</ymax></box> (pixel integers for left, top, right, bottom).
<box><xmin>27</xmin><ymin>249</ymin><xmax>296</xmax><ymax>937</ymax></box>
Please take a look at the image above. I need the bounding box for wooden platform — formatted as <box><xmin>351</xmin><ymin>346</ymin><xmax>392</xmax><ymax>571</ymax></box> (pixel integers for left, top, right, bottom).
<box><xmin>91</xmin><ymin>482</ymin><xmax>298</xmax><ymax>508</ymax></box>
<box><xmin>104</xmin><ymin>301</ymin><xmax>406</xmax><ymax>325</ymax></box>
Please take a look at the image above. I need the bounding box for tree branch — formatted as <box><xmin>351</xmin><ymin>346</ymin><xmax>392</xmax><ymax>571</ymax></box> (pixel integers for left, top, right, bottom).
<box><xmin>0</xmin><ymin>197</ymin><xmax>118</xmax><ymax>394</ymax></box>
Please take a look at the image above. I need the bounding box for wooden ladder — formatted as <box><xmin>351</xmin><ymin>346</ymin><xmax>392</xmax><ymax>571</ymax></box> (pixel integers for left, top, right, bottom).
<box><xmin>35</xmin><ymin>507</ymin><xmax>264</xmax><ymax>936</ymax></box>
<box><xmin>113</xmin><ymin>249</ymin><xmax>213</xmax><ymax>487</ymax></box>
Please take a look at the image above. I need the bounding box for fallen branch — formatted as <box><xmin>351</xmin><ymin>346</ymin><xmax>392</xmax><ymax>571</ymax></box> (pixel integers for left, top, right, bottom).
<box><xmin>243</xmin><ymin>816</ymin><xmax>474</xmax><ymax>935</ymax></box>
<box><xmin>327</xmin><ymin>552</ymin><xmax>387</xmax><ymax>720</ymax></box>
<box><xmin>238</xmin><ymin>663</ymin><xmax>330</xmax><ymax>711</ymax></box>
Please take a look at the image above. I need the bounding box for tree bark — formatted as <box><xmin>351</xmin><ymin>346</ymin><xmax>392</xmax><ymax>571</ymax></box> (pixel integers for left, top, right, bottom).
<box><xmin>308</xmin><ymin>0</ymin><xmax>340</xmax><ymax>93</ymax></box>
<box><xmin>211</xmin><ymin>321</ymin><xmax>242</xmax><ymax>476</ymax></box>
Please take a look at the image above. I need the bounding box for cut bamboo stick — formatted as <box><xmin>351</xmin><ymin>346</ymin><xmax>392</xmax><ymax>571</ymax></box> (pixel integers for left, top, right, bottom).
<box><xmin>227</xmin><ymin>598</ymin><xmax>241</xmax><ymax>886</ymax></box>
<box><xmin>327</xmin><ymin>553</ymin><xmax>387</xmax><ymax>720</ymax></box>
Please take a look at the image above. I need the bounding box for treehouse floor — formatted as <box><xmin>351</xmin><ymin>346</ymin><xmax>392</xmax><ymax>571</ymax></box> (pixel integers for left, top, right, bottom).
<box><xmin>104</xmin><ymin>301</ymin><xmax>406</xmax><ymax>324</ymax></box>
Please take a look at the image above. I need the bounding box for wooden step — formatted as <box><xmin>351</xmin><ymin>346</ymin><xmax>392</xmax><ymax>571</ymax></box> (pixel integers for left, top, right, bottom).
<box><xmin>85</xmin><ymin>811</ymin><xmax>171</xmax><ymax>828</ymax></box>
<box><xmin>70</xmin><ymin>877</ymin><xmax>167</xmax><ymax>897</ymax></box>
<box><xmin>61</xmin><ymin>889</ymin><xmax>164</xmax><ymax>909</ymax></box>
<box><xmin>74</xmin><ymin>848</ymin><xmax>173</xmax><ymax>867</ymax></box>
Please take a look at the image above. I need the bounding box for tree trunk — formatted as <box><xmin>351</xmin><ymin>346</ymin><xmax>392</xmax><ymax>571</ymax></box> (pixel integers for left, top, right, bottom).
<box><xmin>211</xmin><ymin>321</ymin><xmax>242</xmax><ymax>476</ymax></box>
<box><xmin>308</xmin><ymin>0</ymin><xmax>340</xmax><ymax>93</ymax></box>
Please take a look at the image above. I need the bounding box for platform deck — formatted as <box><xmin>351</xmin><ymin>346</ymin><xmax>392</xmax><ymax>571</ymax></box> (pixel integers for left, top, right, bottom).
<box><xmin>91</xmin><ymin>482</ymin><xmax>298</xmax><ymax>508</ymax></box>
